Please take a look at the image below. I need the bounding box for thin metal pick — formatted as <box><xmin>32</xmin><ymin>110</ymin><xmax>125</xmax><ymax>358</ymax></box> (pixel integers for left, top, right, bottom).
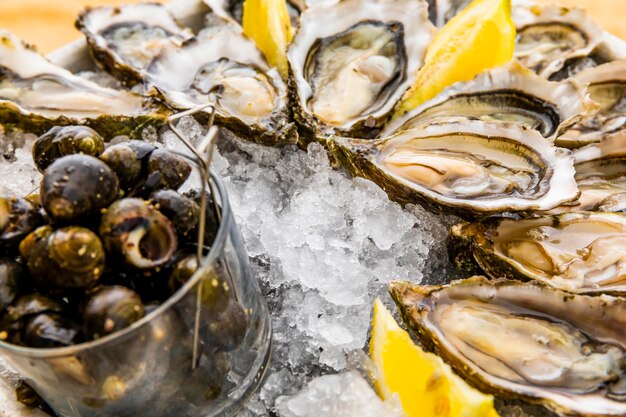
<box><xmin>166</xmin><ymin>103</ymin><xmax>221</xmax><ymax>370</ymax></box>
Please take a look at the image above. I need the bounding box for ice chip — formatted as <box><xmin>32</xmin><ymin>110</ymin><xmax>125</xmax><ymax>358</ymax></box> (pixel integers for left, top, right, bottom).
<box><xmin>276</xmin><ymin>372</ymin><xmax>403</xmax><ymax>417</ymax></box>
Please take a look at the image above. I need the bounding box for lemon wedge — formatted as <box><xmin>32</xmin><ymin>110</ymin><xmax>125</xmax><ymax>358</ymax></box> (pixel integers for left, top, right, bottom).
<box><xmin>370</xmin><ymin>299</ymin><xmax>499</xmax><ymax>417</ymax></box>
<box><xmin>394</xmin><ymin>0</ymin><xmax>515</xmax><ymax>116</ymax></box>
<box><xmin>242</xmin><ymin>0</ymin><xmax>292</xmax><ymax>78</ymax></box>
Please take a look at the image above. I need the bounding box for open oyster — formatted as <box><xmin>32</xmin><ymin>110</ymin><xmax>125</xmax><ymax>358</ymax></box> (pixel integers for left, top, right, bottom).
<box><xmin>449</xmin><ymin>212</ymin><xmax>626</xmax><ymax>294</ymax></box>
<box><xmin>558</xmin><ymin>61</ymin><xmax>626</xmax><ymax>148</ymax></box>
<box><xmin>203</xmin><ymin>0</ymin><xmax>304</xmax><ymax>26</ymax></box>
<box><xmin>555</xmin><ymin>130</ymin><xmax>626</xmax><ymax>213</ymax></box>
<box><xmin>0</xmin><ymin>31</ymin><xmax>168</xmax><ymax>137</ymax></box>
<box><xmin>77</xmin><ymin>3</ymin><xmax>194</xmax><ymax>84</ymax></box>
<box><xmin>389</xmin><ymin>276</ymin><xmax>626</xmax><ymax>416</ymax></box>
<box><xmin>328</xmin><ymin>120</ymin><xmax>578</xmax><ymax>217</ymax></box>
<box><xmin>146</xmin><ymin>17</ymin><xmax>295</xmax><ymax>146</ymax></box>
<box><xmin>548</xmin><ymin>34</ymin><xmax>626</xmax><ymax>81</ymax></box>
<box><xmin>287</xmin><ymin>0</ymin><xmax>435</xmax><ymax>139</ymax></box>
<box><xmin>425</xmin><ymin>0</ymin><xmax>471</xmax><ymax>27</ymax></box>
<box><xmin>513</xmin><ymin>4</ymin><xmax>604</xmax><ymax>79</ymax></box>
<box><xmin>381</xmin><ymin>61</ymin><xmax>594</xmax><ymax>140</ymax></box>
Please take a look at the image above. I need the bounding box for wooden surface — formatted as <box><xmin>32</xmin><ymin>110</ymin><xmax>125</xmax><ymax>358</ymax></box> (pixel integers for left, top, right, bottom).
<box><xmin>0</xmin><ymin>0</ymin><xmax>623</xmax><ymax>53</ymax></box>
<box><xmin>534</xmin><ymin>0</ymin><xmax>626</xmax><ymax>40</ymax></box>
<box><xmin>0</xmin><ymin>0</ymin><xmax>164</xmax><ymax>54</ymax></box>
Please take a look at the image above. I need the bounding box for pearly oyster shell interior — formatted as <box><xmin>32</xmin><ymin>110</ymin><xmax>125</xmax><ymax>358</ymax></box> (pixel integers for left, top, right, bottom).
<box><xmin>77</xmin><ymin>3</ymin><xmax>194</xmax><ymax>84</ymax></box>
<box><xmin>449</xmin><ymin>212</ymin><xmax>626</xmax><ymax>294</ymax></box>
<box><xmin>559</xmin><ymin>61</ymin><xmax>626</xmax><ymax>148</ymax></box>
<box><xmin>381</xmin><ymin>61</ymin><xmax>595</xmax><ymax>140</ymax></box>
<box><xmin>329</xmin><ymin>120</ymin><xmax>578</xmax><ymax>217</ymax></box>
<box><xmin>512</xmin><ymin>4</ymin><xmax>605</xmax><ymax>79</ymax></box>
<box><xmin>390</xmin><ymin>276</ymin><xmax>626</xmax><ymax>417</ymax></box>
<box><xmin>145</xmin><ymin>16</ymin><xmax>295</xmax><ymax>146</ymax></box>
<box><xmin>287</xmin><ymin>0</ymin><xmax>435</xmax><ymax>138</ymax></box>
<box><xmin>0</xmin><ymin>30</ymin><xmax>168</xmax><ymax>137</ymax></box>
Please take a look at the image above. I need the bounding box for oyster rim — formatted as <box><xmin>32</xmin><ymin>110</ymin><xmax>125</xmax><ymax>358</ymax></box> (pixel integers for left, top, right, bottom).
<box><xmin>381</xmin><ymin>60</ymin><xmax>598</xmax><ymax>139</ymax></box>
<box><xmin>143</xmin><ymin>17</ymin><xmax>295</xmax><ymax>146</ymax></box>
<box><xmin>330</xmin><ymin>120</ymin><xmax>579</xmax><ymax>215</ymax></box>
<box><xmin>574</xmin><ymin>128</ymin><xmax>626</xmax><ymax>167</ymax></box>
<box><xmin>574</xmin><ymin>59</ymin><xmax>626</xmax><ymax>86</ymax></box>
<box><xmin>76</xmin><ymin>3</ymin><xmax>194</xmax><ymax>82</ymax></box>
<box><xmin>389</xmin><ymin>276</ymin><xmax>626</xmax><ymax>417</ymax></box>
<box><xmin>450</xmin><ymin>211</ymin><xmax>626</xmax><ymax>294</ymax></box>
<box><xmin>557</xmin><ymin>60</ymin><xmax>626</xmax><ymax>148</ymax></box>
<box><xmin>512</xmin><ymin>4</ymin><xmax>605</xmax><ymax>79</ymax></box>
<box><xmin>571</xmin><ymin>130</ymin><xmax>626</xmax><ymax>212</ymax></box>
<box><xmin>287</xmin><ymin>0</ymin><xmax>435</xmax><ymax>133</ymax></box>
<box><xmin>0</xmin><ymin>30</ymin><xmax>169</xmax><ymax>137</ymax></box>
<box><xmin>540</xmin><ymin>130</ymin><xmax>626</xmax><ymax>213</ymax></box>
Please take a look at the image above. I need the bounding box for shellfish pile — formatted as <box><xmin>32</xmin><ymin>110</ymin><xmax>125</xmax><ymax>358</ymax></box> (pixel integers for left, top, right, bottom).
<box><xmin>0</xmin><ymin>0</ymin><xmax>626</xmax><ymax>415</ymax></box>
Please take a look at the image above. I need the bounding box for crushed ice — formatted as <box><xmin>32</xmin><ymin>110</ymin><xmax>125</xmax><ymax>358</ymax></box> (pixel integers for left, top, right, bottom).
<box><xmin>0</xmin><ymin>117</ymin><xmax>462</xmax><ymax>417</ymax></box>
<box><xmin>173</xmin><ymin>118</ymin><xmax>459</xmax><ymax>415</ymax></box>
<box><xmin>0</xmin><ymin>127</ymin><xmax>40</xmax><ymax>196</ymax></box>
<box><xmin>275</xmin><ymin>371</ymin><xmax>403</xmax><ymax>417</ymax></box>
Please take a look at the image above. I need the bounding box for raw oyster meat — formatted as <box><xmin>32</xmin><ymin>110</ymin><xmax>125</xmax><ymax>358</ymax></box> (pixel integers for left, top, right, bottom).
<box><xmin>146</xmin><ymin>17</ymin><xmax>296</xmax><ymax>146</ymax></box>
<box><xmin>382</xmin><ymin>61</ymin><xmax>594</xmax><ymax>140</ymax></box>
<box><xmin>328</xmin><ymin>120</ymin><xmax>578</xmax><ymax>217</ymax></box>
<box><xmin>389</xmin><ymin>276</ymin><xmax>626</xmax><ymax>417</ymax></box>
<box><xmin>559</xmin><ymin>61</ymin><xmax>626</xmax><ymax>148</ymax></box>
<box><xmin>548</xmin><ymin>34</ymin><xmax>626</xmax><ymax>81</ymax></box>
<box><xmin>77</xmin><ymin>3</ymin><xmax>194</xmax><ymax>84</ymax></box>
<box><xmin>449</xmin><ymin>212</ymin><xmax>626</xmax><ymax>294</ymax></box>
<box><xmin>0</xmin><ymin>31</ymin><xmax>168</xmax><ymax>137</ymax></box>
<box><xmin>287</xmin><ymin>0</ymin><xmax>435</xmax><ymax>139</ymax></box>
<box><xmin>554</xmin><ymin>130</ymin><xmax>626</xmax><ymax>213</ymax></box>
<box><xmin>513</xmin><ymin>4</ymin><xmax>604</xmax><ymax>79</ymax></box>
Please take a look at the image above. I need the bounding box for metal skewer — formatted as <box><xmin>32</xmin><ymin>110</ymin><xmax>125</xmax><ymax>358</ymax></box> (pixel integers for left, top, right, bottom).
<box><xmin>166</xmin><ymin>102</ymin><xmax>222</xmax><ymax>370</ymax></box>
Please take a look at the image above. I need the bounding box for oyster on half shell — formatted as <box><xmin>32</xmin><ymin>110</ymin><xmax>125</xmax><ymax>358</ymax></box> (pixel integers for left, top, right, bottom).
<box><xmin>328</xmin><ymin>120</ymin><xmax>578</xmax><ymax>217</ymax></box>
<box><xmin>548</xmin><ymin>34</ymin><xmax>626</xmax><ymax>81</ymax></box>
<box><xmin>449</xmin><ymin>212</ymin><xmax>626</xmax><ymax>294</ymax></box>
<box><xmin>77</xmin><ymin>3</ymin><xmax>194</xmax><ymax>85</ymax></box>
<box><xmin>203</xmin><ymin>0</ymin><xmax>304</xmax><ymax>26</ymax></box>
<box><xmin>288</xmin><ymin>0</ymin><xmax>435</xmax><ymax>140</ymax></box>
<box><xmin>0</xmin><ymin>31</ymin><xmax>168</xmax><ymax>137</ymax></box>
<box><xmin>381</xmin><ymin>61</ymin><xmax>595</xmax><ymax>140</ymax></box>
<box><xmin>146</xmin><ymin>17</ymin><xmax>296</xmax><ymax>146</ymax></box>
<box><xmin>513</xmin><ymin>4</ymin><xmax>604</xmax><ymax>79</ymax></box>
<box><xmin>558</xmin><ymin>61</ymin><xmax>626</xmax><ymax>148</ymax></box>
<box><xmin>424</xmin><ymin>0</ymin><xmax>471</xmax><ymax>27</ymax></box>
<box><xmin>390</xmin><ymin>276</ymin><xmax>626</xmax><ymax>417</ymax></box>
<box><xmin>549</xmin><ymin>130</ymin><xmax>626</xmax><ymax>213</ymax></box>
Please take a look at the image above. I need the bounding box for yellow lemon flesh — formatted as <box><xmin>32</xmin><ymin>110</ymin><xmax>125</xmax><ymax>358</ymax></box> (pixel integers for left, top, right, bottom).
<box><xmin>394</xmin><ymin>0</ymin><xmax>515</xmax><ymax>116</ymax></box>
<box><xmin>242</xmin><ymin>0</ymin><xmax>292</xmax><ymax>78</ymax></box>
<box><xmin>370</xmin><ymin>299</ymin><xmax>500</xmax><ymax>417</ymax></box>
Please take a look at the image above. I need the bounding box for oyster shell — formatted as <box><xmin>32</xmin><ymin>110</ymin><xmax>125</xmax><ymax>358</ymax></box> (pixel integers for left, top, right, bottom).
<box><xmin>287</xmin><ymin>0</ymin><xmax>435</xmax><ymax>139</ymax></box>
<box><xmin>145</xmin><ymin>17</ymin><xmax>296</xmax><ymax>146</ymax></box>
<box><xmin>513</xmin><ymin>4</ymin><xmax>605</xmax><ymax>79</ymax></box>
<box><xmin>0</xmin><ymin>31</ymin><xmax>168</xmax><ymax>137</ymax></box>
<box><xmin>328</xmin><ymin>120</ymin><xmax>578</xmax><ymax>217</ymax></box>
<box><xmin>548</xmin><ymin>34</ymin><xmax>626</xmax><ymax>81</ymax></box>
<box><xmin>77</xmin><ymin>3</ymin><xmax>194</xmax><ymax>84</ymax></box>
<box><xmin>558</xmin><ymin>61</ymin><xmax>626</xmax><ymax>148</ymax></box>
<box><xmin>559</xmin><ymin>130</ymin><xmax>626</xmax><ymax>213</ymax></box>
<box><xmin>425</xmin><ymin>0</ymin><xmax>471</xmax><ymax>27</ymax></box>
<box><xmin>449</xmin><ymin>212</ymin><xmax>626</xmax><ymax>294</ymax></box>
<box><xmin>203</xmin><ymin>0</ymin><xmax>304</xmax><ymax>26</ymax></box>
<box><xmin>381</xmin><ymin>61</ymin><xmax>594</xmax><ymax>140</ymax></box>
<box><xmin>389</xmin><ymin>276</ymin><xmax>626</xmax><ymax>417</ymax></box>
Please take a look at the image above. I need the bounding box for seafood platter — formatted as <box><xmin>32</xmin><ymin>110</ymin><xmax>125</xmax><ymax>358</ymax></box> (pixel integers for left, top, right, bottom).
<box><xmin>0</xmin><ymin>0</ymin><xmax>626</xmax><ymax>415</ymax></box>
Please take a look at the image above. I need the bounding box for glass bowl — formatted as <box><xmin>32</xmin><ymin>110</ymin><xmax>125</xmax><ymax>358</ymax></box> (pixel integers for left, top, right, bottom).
<box><xmin>0</xmin><ymin>171</ymin><xmax>272</xmax><ymax>417</ymax></box>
